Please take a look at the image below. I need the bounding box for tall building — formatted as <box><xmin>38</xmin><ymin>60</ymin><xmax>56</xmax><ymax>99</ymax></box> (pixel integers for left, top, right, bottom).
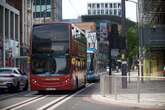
<box><xmin>87</xmin><ymin>1</ymin><xmax>121</xmax><ymax>16</ymax></box>
<box><xmin>138</xmin><ymin>0</ymin><xmax>165</xmax><ymax>77</ymax></box>
<box><xmin>33</xmin><ymin>0</ymin><xmax>62</xmax><ymax>24</ymax></box>
<box><xmin>0</xmin><ymin>0</ymin><xmax>33</xmax><ymax>73</ymax></box>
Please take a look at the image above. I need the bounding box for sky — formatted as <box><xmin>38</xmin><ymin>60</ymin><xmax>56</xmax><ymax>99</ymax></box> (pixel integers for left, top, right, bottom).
<box><xmin>62</xmin><ymin>0</ymin><xmax>137</xmax><ymax>22</ymax></box>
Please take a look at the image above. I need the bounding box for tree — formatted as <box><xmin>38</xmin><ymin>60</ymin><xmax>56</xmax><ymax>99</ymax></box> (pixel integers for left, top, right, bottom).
<box><xmin>127</xmin><ymin>26</ymin><xmax>139</xmax><ymax>69</ymax></box>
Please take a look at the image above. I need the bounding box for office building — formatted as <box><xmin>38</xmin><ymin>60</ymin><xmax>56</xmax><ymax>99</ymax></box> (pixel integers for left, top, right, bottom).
<box><xmin>87</xmin><ymin>0</ymin><xmax>121</xmax><ymax>16</ymax></box>
<box><xmin>0</xmin><ymin>0</ymin><xmax>33</xmax><ymax>73</ymax></box>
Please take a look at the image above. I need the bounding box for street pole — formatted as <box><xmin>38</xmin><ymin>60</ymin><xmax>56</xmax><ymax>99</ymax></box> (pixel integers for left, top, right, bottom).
<box><xmin>3</xmin><ymin>7</ymin><xmax>5</xmax><ymax>67</ymax></box>
<box><xmin>121</xmin><ymin>0</ymin><xmax>127</xmax><ymax>88</ymax></box>
<box><xmin>109</xmin><ymin>31</ymin><xmax>111</xmax><ymax>75</ymax></box>
<box><xmin>43</xmin><ymin>0</ymin><xmax>47</xmax><ymax>24</ymax></box>
<box><xmin>43</xmin><ymin>10</ymin><xmax>46</xmax><ymax>23</ymax></box>
<box><xmin>126</xmin><ymin>0</ymin><xmax>140</xmax><ymax>77</ymax></box>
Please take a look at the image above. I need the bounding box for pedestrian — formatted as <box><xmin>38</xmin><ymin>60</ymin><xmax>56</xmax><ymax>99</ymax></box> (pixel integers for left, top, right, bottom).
<box><xmin>163</xmin><ymin>66</ymin><xmax>165</xmax><ymax>76</ymax></box>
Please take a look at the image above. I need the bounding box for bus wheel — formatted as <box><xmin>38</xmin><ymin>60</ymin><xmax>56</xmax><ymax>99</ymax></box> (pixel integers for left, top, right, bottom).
<box><xmin>76</xmin><ymin>78</ymin><xmax>78</xmax><ymax>90</ymax></box>
<box><xmin>38</xmin><ymin>90</ymin><xmax>45</xmax><ymax>94</ymax></box>
<box><xmin>83</xmin><ymin>75</ymin><xmax>87</xmax><ymax>88</ymax></box>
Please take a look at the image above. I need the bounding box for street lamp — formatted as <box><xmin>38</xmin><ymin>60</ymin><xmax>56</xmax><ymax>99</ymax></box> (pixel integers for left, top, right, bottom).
<box><xmin>43</xmin><ymin>7</ymin><xmax>57</xmax><ymax>24</ymax></box>
<box><xmin>43</xmin><ymin>8</ymin><xmax>51</xmax><ymax>24</ymax></box>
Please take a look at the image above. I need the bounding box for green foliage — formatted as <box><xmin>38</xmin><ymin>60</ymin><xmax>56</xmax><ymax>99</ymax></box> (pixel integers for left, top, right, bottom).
<box><xmin>127</xmin><ymin>26</ymin><xmax>139</xmax><ymax>65</ymax></box>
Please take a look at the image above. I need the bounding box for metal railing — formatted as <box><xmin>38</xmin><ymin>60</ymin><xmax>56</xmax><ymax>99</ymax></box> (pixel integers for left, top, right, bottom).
<box><xmin>100</xmin><ymin>73</ymin><xmax>165</xmax><ymax>103</ymax></box>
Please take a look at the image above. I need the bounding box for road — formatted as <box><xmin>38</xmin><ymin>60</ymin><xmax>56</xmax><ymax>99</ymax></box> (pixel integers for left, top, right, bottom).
<box><xmin>0</xmin><ymin>83</ymin><xmax>152</xmax><ymax>110</ymax></box>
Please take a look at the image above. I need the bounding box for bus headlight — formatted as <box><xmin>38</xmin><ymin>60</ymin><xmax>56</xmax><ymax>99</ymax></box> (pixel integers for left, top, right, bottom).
<box><xmin>32</xmin><ymin>79</ymin><xmax>37</xmax><ymax>84</ymax></box>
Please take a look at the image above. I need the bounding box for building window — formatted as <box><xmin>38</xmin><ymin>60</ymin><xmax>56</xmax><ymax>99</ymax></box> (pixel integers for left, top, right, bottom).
<box><xmin>38</xmin><ymin>11</ymin><xmax>51</xmax><ymax>17</ymax></box>
<box><xmin>97</xmin><ymin>10</ymin><xmax>100</xmax><ymax>15</ymax></box>
<box><xmin>35</xmin><ymin>0</ymin><xmax>40</xmax><ymax>5</ymax></box>
<box><xmin>41</xmin><ymin>12</ymin><xmax>44</xmax><ymax>17</ymax></box>
<box><xmin>114</xmin><ymin>3</ymin><xmax>117</xmax><ymax>8</ymax></box>
<box><xmin>92</xmin><ymin>3</ymin><xmax>95</xmax><ymax>8</ymax></box>
<box><xmin>34</xmin><ymin>12</ymin><xmax>41</xmax><ymax>18</ymax></box>
<box><xmin>109</xmin><ymin>3</ymin><xmax>112</xmax><ymax>8</ymax></box>
<box><xmin>109</xmin><ymin>10</ymin><xmax>112</xmax><ymax>15</ymax></box>
<box><xmin>97</xmin><ymin>4</ymin><xmax>100</xmax><ymax>8</ymax></box>
<box><xmin>93</xmin><ymin>10</ymin><xmax>96</xmax><ymax>15</ymax></box>
<box><xmin>46</xmin><ymin>5</ymin><xmax>51</xmax><ymax>12</ymax></box>
<box><xmin>88</xmin><ymin>43</ymin><xmax>90</xmax><ymax>47</ymax></box>
<box><xmin>88</xmin><ymin>10</ymin><xmax>91</xmax><ymax>15</ymax></box>
<box><xmin>10</xmin><ymin>12</ymin><xmax>14</xmax><ymax>40</ymax></box>
<box><xmin>0</xmin><ymin>6</ymin><xmax>3</xmax><ymax>38</ymax></box>
<box><xmin>40</xmin><ymin>0</ymin><xmax>50</xmax><ymax>5</ymax></box>
<box><xmin>46</xmin><ymin>12</ymin><xmax>51</xmax><ymax>17</ymax></box>
<box><xmin>105</xmin><ymin>10</ymin><xmax>108</xmax><ymax>15</ymax></box>
<box><xmin>105</xmin><ymin>3</ymin><xmax>108</xmax><ymax>8</ymax></box>
<box><xmin>101</xmin><ymin>3</ymin><xmax>104</xmax><ymax>8</ymax></box>
<box><xmin>47</xmin><ymin>0</ymin><xmax>51</xmax><ymax>4</ymax></box>
<box><xmin>118</xmin><ymin>3</ymin><xmax>121</xmax><ymax>8</ymax></box>
<box><xmin>114</xmin><ymin>9</ymin><xmax>117</xmax><ymax>15</ymax></box>
<box><xmin>118</xmin><ymin>9</ymin><xmax>121</xmax><ymax>16</ymax></box>
<box><xmin>27</xmin><ymin>0</ymin><xmax>31</xmax><ymax>9</ymax></box>
<box><xmin>5</xmin><ymin>9</ymin><xmax>9</xmax><ymax>40</ymax></box>
<box><xmin>101</xmin><ymin>10</ymin><xmax>104</xmax><ymax>14</ymax></box>
<box><xmin>15</xmin><ymin>15</ymin><xmax>18</xmax><ymax>41</ymax></box>
<box><xmin>41</xmin><ymin>5</ymin><xmax>46</xmax><ymax>12</ymax></box>
<box><xmin>88</xmin><ymin>4</ymin><xmax>91</xmax><ymax>8</ymax></box>
<box><xmin>36</xmin><ymin>5</ymin><xmax>41</xmax><ymax>12</ymax></box>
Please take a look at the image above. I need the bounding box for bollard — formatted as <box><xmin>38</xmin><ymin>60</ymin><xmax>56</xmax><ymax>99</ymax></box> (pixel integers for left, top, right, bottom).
<box><xmin>103</xmin><ymin>74</ymin><xmax>106</xmax><ymax>97</ymax></box>
<box><xmin>114</xmin><ymin>76</ymin><xmax>117</xmax><ymax>100</ymax></box>
<box><xmin>137</xmin><ymin>76</ymin><xmax>140</xmax><ymax>103</ymax></box>
<box><xmin>100</xmin><ymin>74</ymin><xmax>106</xmax><ymax>97</ymax></box>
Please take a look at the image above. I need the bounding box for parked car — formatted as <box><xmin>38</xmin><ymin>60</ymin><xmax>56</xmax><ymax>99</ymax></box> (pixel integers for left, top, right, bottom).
<box><xmin>0</xmin><ymin>67</ymin><xmax>28</xmax><ymax>92</ymax></box>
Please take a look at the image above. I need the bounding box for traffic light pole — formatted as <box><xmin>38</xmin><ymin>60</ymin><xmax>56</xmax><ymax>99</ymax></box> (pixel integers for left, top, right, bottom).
<box><xmin>121</xmin><ymin>0</ymin><xmax>127</xmax><ymax>88</ymax></box>
<box><xmin>109</xmin><ymin>33</ymin><xmax>112</xmax><ymax>75</ymax></box>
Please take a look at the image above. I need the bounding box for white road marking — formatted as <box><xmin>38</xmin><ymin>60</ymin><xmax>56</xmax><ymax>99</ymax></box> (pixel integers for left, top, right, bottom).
<box><xmin>37</xmin><ymin>95</ymin><xmax>68</xmax><ymax>110</ymax></box>
<box><xmin>47</xmin><ymin>83</ymin><xmax>94</xmax><ymax>110</ymax></box>
<box><xmin>24</xmin><ymin>91</ymin><xmax>38</xmax><ymax>96</ymax></box>
<box><xmin>11</xmin><ymin>95</ymin><xmax>48</xmax><ymax>110</ymax></box>
<box><xmin>0</xmin><ymin>91</ymin><xmax>29</xmax><ymax>100</ymax></box>
<box><xmin>1</xmin><ymin>95</ymin><xmax>44</xmax><ymax>110</ymax></box>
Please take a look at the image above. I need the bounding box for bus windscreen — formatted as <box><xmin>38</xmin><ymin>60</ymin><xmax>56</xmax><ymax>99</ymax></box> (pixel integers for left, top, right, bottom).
<box><xmin>32</xmin><ymin>55</ymin><xmax>68</xmax><ymax>76</ymax></box>
<box><xmin>32</xmin><ymin>23</ymin><xmax>69</xmax><ymax>53</ymax></box>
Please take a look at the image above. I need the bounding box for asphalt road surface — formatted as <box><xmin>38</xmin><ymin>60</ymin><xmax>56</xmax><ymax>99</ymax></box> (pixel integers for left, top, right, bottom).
<box><xmin>0</xmin><ymin>83</ymin><xmax>155</xmax><ymax>110</ymax></box>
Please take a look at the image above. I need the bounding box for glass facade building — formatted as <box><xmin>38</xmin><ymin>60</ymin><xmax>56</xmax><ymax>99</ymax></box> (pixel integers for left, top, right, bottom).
<box><xmin>33</xmin><ymin>0</ymin><xmax>62</xmax><ymax>24</ymax></box>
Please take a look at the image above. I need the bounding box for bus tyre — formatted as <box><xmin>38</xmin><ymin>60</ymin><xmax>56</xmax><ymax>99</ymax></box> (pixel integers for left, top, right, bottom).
<box><xmin>76</xmin><ymin>78</ymin><xmax>78</xmax><ymax>90</ymax></box>
<box><xmin>38</xmin><ymin>90</ymin><xmax>45</xmax><ymax>94</ymax></box>
<box><xmin>84</xmin><ymin>75</ymin><xmax>87</xmax><ymax>87</ymax></box>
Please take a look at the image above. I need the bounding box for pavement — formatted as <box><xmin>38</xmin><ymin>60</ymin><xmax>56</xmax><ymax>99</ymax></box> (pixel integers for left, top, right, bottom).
<box><xmin>92</xmin><ymin>70</ymin><xmax>165</xmax><ymax>110</ymax></box>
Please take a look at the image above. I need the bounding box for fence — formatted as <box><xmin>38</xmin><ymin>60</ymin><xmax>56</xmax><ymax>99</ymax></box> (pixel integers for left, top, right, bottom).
<box><xmin>100</xmin><ymin>73</ymin><xmax>165</xmax><ymax>103</ymax></box>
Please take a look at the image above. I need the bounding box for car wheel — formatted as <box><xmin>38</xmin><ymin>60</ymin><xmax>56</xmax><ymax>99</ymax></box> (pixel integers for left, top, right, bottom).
<box><xmin>15</xmin><ymin>82</ymin><xmax>20</xmax><ymax>92</ymax></box>
<box><xmin>23</xmin><ymin>81</ymin><xmax>28</xmax><ymax>91</ymax></box>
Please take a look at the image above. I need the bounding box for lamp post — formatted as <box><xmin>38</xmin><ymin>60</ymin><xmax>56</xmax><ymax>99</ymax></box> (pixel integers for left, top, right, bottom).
<box><xmin>43</xmin><ymin>7</ymin><xmax>57</xmax><ymax>24</ymax></box>
<box><xmin>43</xmin><ymin>9</ymin><xmax>47</xmax><ymax>23</ymax></box>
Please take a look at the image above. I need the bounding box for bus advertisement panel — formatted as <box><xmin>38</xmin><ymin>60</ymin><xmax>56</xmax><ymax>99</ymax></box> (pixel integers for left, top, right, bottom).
<box><xmin>87</xmin><ymin>48</ymin><xmax>98</xmax><ymax>82</ymax></box>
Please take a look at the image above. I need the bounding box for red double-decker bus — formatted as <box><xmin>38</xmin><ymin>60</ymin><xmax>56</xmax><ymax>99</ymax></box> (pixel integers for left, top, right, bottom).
<box><xmin>30</xmin><ymin>23</ymin><xmax>87</xmax><ymax>92</ymax></box>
